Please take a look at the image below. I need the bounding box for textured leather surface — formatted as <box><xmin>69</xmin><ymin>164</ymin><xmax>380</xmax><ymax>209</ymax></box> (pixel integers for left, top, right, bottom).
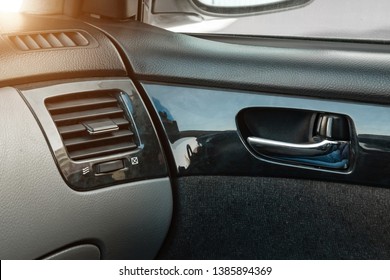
<box><xmin>88</xmin><ymin>18</ymin><xmax>390</xmax><ymax>105</ymax></box>
<box><xmin>0</xmin><ymin>14</ymin><xmax>126</xmax><ymax>87</ymax></box>
<box><xmin>0</xmin><ymin>87</ymin><xmax>172</xmax><ymax>259</ymax></box>
<box><xmin>159</xmin><ymin>176</ymin><xmax>390</xmax><ymax>259</ymax></box>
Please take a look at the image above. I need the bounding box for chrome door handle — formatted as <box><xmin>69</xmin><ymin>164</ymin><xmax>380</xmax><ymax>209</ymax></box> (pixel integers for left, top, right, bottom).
<box><xmin>240</xmin><ymin>110</ymin><xmax>351</xmax><ymax>169</ymax></box>
<box><xmin>247</xmin><ymin>136</ymin><xmax>348</xmax><ymax>157</ymax></box>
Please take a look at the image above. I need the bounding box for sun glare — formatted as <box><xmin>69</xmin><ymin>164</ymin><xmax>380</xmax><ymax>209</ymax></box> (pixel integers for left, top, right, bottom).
<box><xmin>0</xmin><ymin>0</ymin><xmax>24</xmax><ymax>13</ymax></box>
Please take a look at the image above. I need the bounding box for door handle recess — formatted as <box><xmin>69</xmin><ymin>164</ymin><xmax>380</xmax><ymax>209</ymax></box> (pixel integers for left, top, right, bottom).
<box><xmin>238</xmin><ymin>108</ymin><xmax>352</xmax><ymax>170</ymax></box>
<box><xmin>247</xmin><ymin>137</ymin><xmax>347</xmax><ymax>157</ymax></box>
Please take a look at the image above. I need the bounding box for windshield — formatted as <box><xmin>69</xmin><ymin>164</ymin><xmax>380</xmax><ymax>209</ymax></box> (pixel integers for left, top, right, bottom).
<box><xmin>149</xmin><ymin>0</ymin><xmax>390</xmax><ymax>42</ymax></box>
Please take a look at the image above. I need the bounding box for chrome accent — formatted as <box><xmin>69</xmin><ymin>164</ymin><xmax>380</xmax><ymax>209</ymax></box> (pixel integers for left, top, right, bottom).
<box><xmin>83</xmin><ymin>119</ymin><xmax>119</xmax><ymax>135</ymax></box>
<box><xmin>247</xmin><ymin>137</ymin><xmax>344</xmax><ymax>157</ymax></box>
<box><xmin>247</xmin><ymin>136</ymin><xmax>350</xmax><ymax>169</ymax></box>
<box><xmin>326</xmin><ymin>117</ymin><xmax>333</xmax><ymax>138</ymax></box>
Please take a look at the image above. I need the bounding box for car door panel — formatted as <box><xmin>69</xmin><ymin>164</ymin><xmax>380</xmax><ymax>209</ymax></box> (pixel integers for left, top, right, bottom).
<box><xmin>139</xmin><ymin>83</ymin><xmax>390</xmax><ymax>259</ymax></box>
<box><xmin>84</xmin><ymin>19</ymin><xmax>390</xmax><ymax>259</ymax></box>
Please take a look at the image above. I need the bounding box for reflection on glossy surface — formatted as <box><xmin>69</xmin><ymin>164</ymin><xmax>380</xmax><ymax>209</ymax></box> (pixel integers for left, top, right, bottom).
<box><xmin>359</xmin><ymin>135</ymin><xmax>390</xmax><ymax>152</ymax></box>
<box><xmin>279</xmin><ymin>142</ymin><xmax>350</xmax><ymax>169</ymax></box>
<box><xmin>171</xmin><ymin>137</ymin><xmax>199</xmax><ymax>169</ymax></box>
<box><xmin>144</xmin><ymin>82</ymin><xmax>390</xmax><ymax>187</ymax></box>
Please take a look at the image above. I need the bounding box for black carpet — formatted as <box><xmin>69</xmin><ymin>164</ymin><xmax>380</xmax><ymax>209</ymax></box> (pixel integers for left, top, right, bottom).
<box><xmin>158</xmin><ymin>176</ymin><xmax>390</xmax><ymax>259</ymax></box>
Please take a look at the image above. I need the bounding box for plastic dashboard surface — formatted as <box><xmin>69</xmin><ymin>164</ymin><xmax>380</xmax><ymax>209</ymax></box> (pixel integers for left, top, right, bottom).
<box><xmin>0</xmin><ymin>85</ymin><xmax>172</xmax><ymax>259</ymax></box>
<box><xmin>0</xmin><ymin>14</ymin><xmax>127</xmax><ymax>87</ymax></box>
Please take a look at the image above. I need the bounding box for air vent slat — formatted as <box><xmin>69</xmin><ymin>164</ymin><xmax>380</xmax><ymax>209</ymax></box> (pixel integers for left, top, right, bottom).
<box><xmin>58</xmin><ymin>123</ymin><xmax>86</xmax><ymax>135</ymax></box>
<box><xmin>44</xmin><ymin>33</ymin><xmax>63</xmax><ymax>47</ymax></box>
<box><xmin>45</xmin><ymin>90</ymin><xmax>138</xmax><ymax>161</ymax></box>
<box><xmin>56</xmin><ymin>32</ymin><xmax>76</xmax><ymax>47</ymax></box>
<box><xmin>8</xmin><ymin>31</ymin><xmax>90</xmax><ymax>51</ymax></box>
<box><xmin>47</xmin><ymin>96</ymin><xmax>118</xmax><ymax>112</ymax></box>
<box><xmin>32</xmin><ymin>34</ymin><xmax>52</xmax><ymax>48</ymax></box>
<box><xmin>112</xmin><ymin>118</ymin><xmax>130</xmax><ymax>126</ymax></box>
<box><xmin>59</xmin><ymin>118</ymin><xmax>129</xmax><ymax>136</ymax></box>
<box><xmin>11</xmin><ymin>36</ymin><xmax>29</xmax><ymax>51</ymax></box>
<box><xmin>64</xmin><ymin>130</ymin><xmax>134</xmax><ymax>148</ymax></box>
<box><xmin>67</xmin><ymin>32</ymin><xmax>89</xmax><ymax>46</ymax></box>
<box><xmin>53</xmin><ymin>107</ymin><xmax>124</xmax><ymax>124</ymax></box>
<box><xmin>69</xmin><ymin>142</ymin><xmax>138</xmax><ymax>161</ymax></box>
<box><xmin>23</xmin><ymin>35</ymin><xmax>41</xmax><ymax>50</ymax></box>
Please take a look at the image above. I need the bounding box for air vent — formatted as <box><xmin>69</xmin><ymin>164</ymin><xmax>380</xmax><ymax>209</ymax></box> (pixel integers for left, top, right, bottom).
<box><xmin>9</xmin><ymin>31</ymin><xmax>89</xmax><ymax>51</ymax></box>
<box><xmin>45</xmin><ymin>91</ymin><xmax>138</xmax><ymax>161</ymax></box>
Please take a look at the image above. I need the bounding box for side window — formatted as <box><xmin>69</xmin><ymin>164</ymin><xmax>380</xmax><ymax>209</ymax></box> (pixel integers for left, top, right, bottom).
<box><xmin>192</xmin><ymin>0</ymin><xmax>310</xmax><ymax>14</ymax></box>
<box><xmin>145</xmin><ymin>0</ymin><xmax>389</xmax><ymax>42</ymax></box>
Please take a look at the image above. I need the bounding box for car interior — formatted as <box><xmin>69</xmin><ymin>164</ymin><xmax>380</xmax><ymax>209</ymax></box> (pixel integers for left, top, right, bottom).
<box><xmin>1</xmin><ymin>0</ymin><xmax>390</xmax><ymax>260</ymax></box>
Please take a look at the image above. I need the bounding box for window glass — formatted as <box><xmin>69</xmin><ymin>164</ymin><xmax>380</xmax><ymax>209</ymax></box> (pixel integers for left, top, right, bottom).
<box><xmin>150</xmin><ymin>0</ymin><xmax>390</xmax><ymax>42</ymax></box>
<box><xmin>197</xmin><ymin>0</ymin><xmax>285</xmax><ymax>7</ymax></box>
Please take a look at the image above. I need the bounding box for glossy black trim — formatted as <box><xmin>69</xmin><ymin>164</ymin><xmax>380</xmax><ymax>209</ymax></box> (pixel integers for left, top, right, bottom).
<box><xmin>143</xmin><ymin>82</ymin><xmax>390</xmax><ymax>188</ymax></box>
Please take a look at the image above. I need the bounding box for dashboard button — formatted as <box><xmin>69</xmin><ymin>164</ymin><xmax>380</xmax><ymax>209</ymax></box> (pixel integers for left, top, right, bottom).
<box><xmin>96</xmin><ymin>160</ymin><xmax>124</xmax><ymax>174</ymax></box>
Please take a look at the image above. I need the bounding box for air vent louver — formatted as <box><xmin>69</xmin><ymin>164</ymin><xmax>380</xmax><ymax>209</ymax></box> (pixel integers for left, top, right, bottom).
<box><xmin>46</xmin><ymin>91</ymin><xmax>138</xmax><ymax>161</ymax></box>
<box><xmin>9</xmin><ymin>31</ymin><xmax>89</xmax><ymax>51</ymax></box>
